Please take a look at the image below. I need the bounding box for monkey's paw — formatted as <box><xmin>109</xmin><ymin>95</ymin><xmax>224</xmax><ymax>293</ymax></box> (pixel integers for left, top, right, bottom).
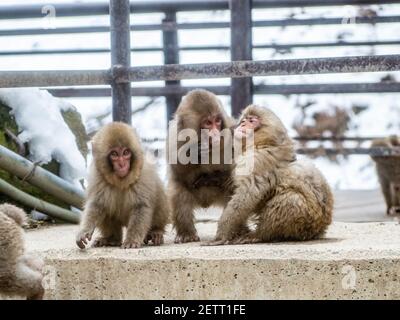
<box><xmin>121</xmin><ymin>240</ymin><xmax>142</xmax><ymax>249</ymax></box>
<box><xmin>174</xmin><ymin>233</ymin><xmax>200</xmax><ymax>243</ymax></box>
<box><xmin>92</xmin><ymin>237</ymin><xmax>121</xmax><ymax>248</ymax></box>
<box><xmin>145</xmin><ymin>231</ymin><xmax>164</xmax><ymax>246</ymax></box>
<box><xmin>76</xmin><ymin>230</ymin><xmax>94</xmax><ymax>249</ymax></box>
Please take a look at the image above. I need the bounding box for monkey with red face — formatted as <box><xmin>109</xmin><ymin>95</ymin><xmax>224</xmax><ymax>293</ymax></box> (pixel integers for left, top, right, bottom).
<box><xmin>209</xmin><ymin>105</ymin><xmax>333</xmax><ymax>244</ymax></box>
<box><xmin>167</xmin><ymin>89</ymin><xmax>236</xmax><ymax>243</ymax></box>
<box><xmin>76</xmin><ymin>122</ymin><xmax>169</xmax><ymax>249</ymax></box>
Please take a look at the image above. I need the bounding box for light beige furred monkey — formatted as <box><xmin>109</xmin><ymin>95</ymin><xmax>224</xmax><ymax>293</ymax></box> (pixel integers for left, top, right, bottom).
<box><xmin>211</xmin><ymin>105</ymin><xmax>334</xmax><ymax>244</ymax></box>
<box><xmin>76</xmin><ymin>122</ymin><xmax>169</xmax><ymax>249</ymax></box>
<box><xmin>167</xmin><ymin>89</ymin><xmax>237</xmax><ymax>243</ymax></box>
<box><xmin>370</xmin><ymin>135</ymin><xmax>400</xmax><ymax>215</ymax></box>
<box><xmin>0</xmin><ymin>203</ymin><xmax>44</xmax><ymax>299</ymax></box>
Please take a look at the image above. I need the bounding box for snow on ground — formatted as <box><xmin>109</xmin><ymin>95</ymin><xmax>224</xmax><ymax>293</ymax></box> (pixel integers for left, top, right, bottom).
<box><xmin>0</xmin><ymin>1</ymin><xmax>399</xmax><ymax>189</ymax></box>
<box><xmin>0</xmin><ymin>88</ymin><xmax>86</xmax><ymax>185</ymax></box>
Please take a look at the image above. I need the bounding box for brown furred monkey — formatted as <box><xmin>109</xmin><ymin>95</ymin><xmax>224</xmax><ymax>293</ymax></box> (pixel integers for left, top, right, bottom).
<box><xmin>76</xmin><ymin>122</ymin><xmax>169</xmax><ymax>249</ymax></box>
<box><xmin>0</xmin><ymin>203</ymin><xmax>45</xmax><ymax>300</ymax></box>
<box><xmin>371</xmin><ymin>135</ymin><xmax>400</xmax><ymax>215</ymax></box>
<box><xmin>167</xmin><ymin>89</ymin><xmax>236</xmax><ymax>243</ymax></box>
<box><xmin>210</xmin><ymin>105</ymin><xmax>334</xmax><ymax>244</ymax></box>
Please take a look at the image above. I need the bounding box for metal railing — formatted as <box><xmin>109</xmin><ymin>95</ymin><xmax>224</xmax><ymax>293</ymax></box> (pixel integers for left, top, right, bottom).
<box><xmin>0</xmin><ymin>0</ymin><xmax>399</xmax><ymax>156</ymax></box>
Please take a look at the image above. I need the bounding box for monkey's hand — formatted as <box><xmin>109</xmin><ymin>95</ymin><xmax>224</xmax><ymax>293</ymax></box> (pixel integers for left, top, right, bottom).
<box><xmin>76</xmin><ymin>229</ymin><xmax>94</xmax><ymax>249</ymax></box>
<box><xmin>121</xmin><ymin>239</ymin><xmax>142</xmax><ymax>249</ymax></box>
<box><xmin>144</xmin><ymin>230</ymin><xmax>164</xmax><ymax>246</ymax></box>
<box><xmin>174</xmin><ymin>233</ymin><xmax>200</xmax><ymax>244</ymax></box>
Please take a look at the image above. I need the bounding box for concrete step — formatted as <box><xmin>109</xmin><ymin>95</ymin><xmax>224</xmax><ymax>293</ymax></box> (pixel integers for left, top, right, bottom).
<box><xmin>2</xmin><ymin>220</ymin><xmax>400</xmax><ymax>300</ymax></box>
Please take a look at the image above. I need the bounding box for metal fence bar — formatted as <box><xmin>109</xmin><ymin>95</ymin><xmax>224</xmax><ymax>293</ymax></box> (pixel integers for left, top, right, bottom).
<box><xmin>1</xmin><ymin>54</ymin><xmax>398</xmax><ymax>88</ymax></box>
<box><xmin>230</xmin><ymin>0</ymin><xmax>253</xmax><ymax>117</ymax></box>
<box><xmin>109</xmin><ymin>0</ymin><xmax>132</xmax><ymax>124</ymax></box>
<box><xmin>0</xmin><ymin>1</ymin><xmax>398</xmax><ymax>19</ymax></box>
<box><xmin>296</xmin><ymin>147</ymin><xmax>400</xmax><ymax>156</ymax></box>
<box><xmin>2</xmin><ymin>15</ymin><xmax>400</xmax><ymax>37</ymax></box>
<box><xmin>45</xmin><ymin>82</ymin><xmax>400</xmax><ymax>97</ymax></box>
<box><xmin>0</xmin><ymin>70</ymin><xmax>110</xmax><ymax>87</ymax></box>
<box><xmin>162</xmin><ymin>12</ymin><xmax>182</xmax><ymax>121</ymax></box>
<box><xmin>125</xmin><ymin>55</ymin><xmax>400</xmax><ymax>82</ymax></box>
<box><xmin>3</xmin><ymin>40</ymin><xmax>399</xmax><ymax>56</ymax></box>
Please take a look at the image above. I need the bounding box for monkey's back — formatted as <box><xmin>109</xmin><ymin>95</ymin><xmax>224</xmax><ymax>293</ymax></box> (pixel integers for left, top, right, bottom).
<box><xmin>0</xmin><ymin>212</ymin><xmax>24</xmax><ymax>273</ymax></box>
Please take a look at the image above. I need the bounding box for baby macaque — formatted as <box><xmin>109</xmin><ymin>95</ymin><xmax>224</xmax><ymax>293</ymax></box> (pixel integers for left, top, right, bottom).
<box><xmin>371</xmin><ymin>135</ymin><xmax>400</xmax><ymax>215</ymax></box>
<box><xmin>0</xmin><ymin>203</ymin><xmax>44</xmax><ymax>299</ymax></box>
<box><xmin>76</xmin><ymin>122</ymin><xmax>169</xmax><ymax>249</ymax></box>
<box><xmin>211</xmin><ymin>105</ymin><xmax>334</xmax><ymax>244</ymax></box>
<box><xmin>167</xmin><ymin>89</ymin><xmax>236</xmax><ymax>243</ymax></box>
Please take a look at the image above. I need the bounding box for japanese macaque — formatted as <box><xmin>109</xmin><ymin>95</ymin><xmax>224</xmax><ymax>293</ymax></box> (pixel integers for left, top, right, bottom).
<box><xmin>76</xmin><ymin>122</ymin><xmax>169</xmax><ymax>249</ymax></box>
<box><xmin>167</xmin><ymin>89</ymin><xmax>236</xmax><ymax>243</ymax></box>
<box><xmin>0</xmin><ymin>203</ymin><xmax>44</xmax><ymax>300</ymax></box>
<box><xmin>210</xmin><ymin>105</ymin><xmax>334</xmax><ymax>245</ymax></box>
<box><xmin>371</xmin><ymin>135</ymin><xmax>400</xmax><ymax>215</ymax></box>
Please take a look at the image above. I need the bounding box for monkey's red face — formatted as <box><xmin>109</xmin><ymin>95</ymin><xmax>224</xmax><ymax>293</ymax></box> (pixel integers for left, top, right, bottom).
<box><xmin>109</xmin><ymin>147</ymin><xmax>132</xmax><ymax>178</ymax></box>
<box><xmin>235</xmin><ymin>115</ymin><xmax>261</xmax><ymax>138</ymax></box>
<box><xmin>201</xmin><ymin>115</ymin><xmax>223</xmax><ymax>142</ymax></box>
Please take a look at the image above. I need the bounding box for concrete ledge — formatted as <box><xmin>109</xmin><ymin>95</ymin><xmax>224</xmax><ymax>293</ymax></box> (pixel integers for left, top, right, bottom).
<box><xmin>3</xmin><ymin>219</ymin><xmax>400</xmax><ymax>300</ymax></box>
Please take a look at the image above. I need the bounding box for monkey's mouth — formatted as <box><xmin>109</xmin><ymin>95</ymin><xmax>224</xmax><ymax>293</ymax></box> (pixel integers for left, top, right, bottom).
<box><xmin>115</xmin><ymin>165</ymin><xmax>130</xmax><ymax>178</ymax></box>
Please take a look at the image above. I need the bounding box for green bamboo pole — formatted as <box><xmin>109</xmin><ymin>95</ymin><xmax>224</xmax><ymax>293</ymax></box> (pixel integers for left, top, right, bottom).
<box><xmin>0</xmin><ymin>177</ymin><xmax>80</xmax><ymax>224</ymax></box>
<box><xmin>0</xmin><ymin>145</ymin><xmax>84</xmax><ymax>208</ymax></box>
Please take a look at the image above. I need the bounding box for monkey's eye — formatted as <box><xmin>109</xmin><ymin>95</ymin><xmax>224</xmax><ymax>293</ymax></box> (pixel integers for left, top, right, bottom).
<box><xmin>123</xmin><ymin>149</ymin><xmax>131</xmax><ymax>156</ymax></box>
<box><xmin>110</xmin><ymin>151</ymin><xmax>118</xmax><ymax>157</ymax></box>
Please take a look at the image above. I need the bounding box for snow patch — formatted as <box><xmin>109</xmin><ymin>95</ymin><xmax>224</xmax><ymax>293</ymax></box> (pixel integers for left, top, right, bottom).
<box><xmin>0</xmin><ymin>88</ymin><xmax>86</xmax><ymax>184</ymax></box>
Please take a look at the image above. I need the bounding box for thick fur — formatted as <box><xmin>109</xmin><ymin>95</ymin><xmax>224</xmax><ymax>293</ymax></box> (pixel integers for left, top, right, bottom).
<box><xmin>371</xmin><ymin>135</ymin><xmax>400</xmax><ymax>215</ymax></box>
<box><xmin>0</xmin><ymin>204</ymin><xmax>44</xmax><ymax>299</ymax></box>
<box><xmin>214</xmin><ymin>105</ymin><xmax>334</xmax><ymax>243</ymax></box>
<box><xmin>77</xmin><ymin>122</ymin><xmax>169</xmax><ymax>249</ymax></box>
<box><xmin>167</xmin><ymin>89</ymin><xmax>236</xmax><ymax>243</ymax></box>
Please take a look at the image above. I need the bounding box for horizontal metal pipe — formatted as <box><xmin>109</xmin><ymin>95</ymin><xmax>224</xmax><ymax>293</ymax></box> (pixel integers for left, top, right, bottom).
<box><xmin>297</xmin><ymin>147</ymin><xmax>400</xmax><ymax>156</ymax></box>
<box><xmin>2</xmin><ymin>15</ymin><xmax>399</xmax><ymax>37</ymax></box>
<box><xmin>46</xmin><ymin>82</ymin><xmax>400</xmax><ymax>97</ymax></box>
<box><xmin>0</xmin><ymin>55</ymin><xmax>398</xmax><ymax>88</ymax></box>
<box><xmin>126</xmin><ymin>55</ymin><xmax>400</xmax><ymax>82</ymax></box>
<box><xmin>2</xmin><ymin>40</ymin><xmax>399</xmax><ymax>56</ymax></box>
<box><xmin>0</xmin><ymin>1</ymin><xmax>398</xmax><ymax>19</ymax></box>
<box><xmin>0</xmin><ymin>69</ymin><xmax>111</xmax><ymax>87</ymax></box>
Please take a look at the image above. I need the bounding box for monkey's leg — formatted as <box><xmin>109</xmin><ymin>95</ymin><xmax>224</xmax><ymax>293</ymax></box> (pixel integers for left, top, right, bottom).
<box><xmin>92</xmin><ymin>219</ymin><xmax>123</xmax><ymax>247</ymax></box>
<box><xmin>171</xmin><ymin>186</ymin><xmax>200</xmax><ymax>243</ymax></box>
<box><xmin>122</xmin><ymin>205</ymin><xmax>153</xmax><ymax>249</ymax></box>
<box><xmin>12</xmin><ymin>261</ymin><xmax>45</xmax><ymax>300</ymax></box>
<box><xmin>145</xmin><ymin>192</ymin><xmax>169</xmax><ymax>246</ymax></box>
<box><xmin>76</xmin><ymin>203</ymin><xmax>98</xmax><ymax>249</ymax></box>
<box><xmin>378</xmin><ymin>173</ymin><xmax>392</xmax><ymax>215</ymax></box>
<box><xmin>255</xmin><ymin>192</ymin><xmax>325</xmax><ymax>242</ymax></box>
<box><xmin>20</xmin><ymin>254</ymin><xmax>45</xmax><ymax>273</ymax></box>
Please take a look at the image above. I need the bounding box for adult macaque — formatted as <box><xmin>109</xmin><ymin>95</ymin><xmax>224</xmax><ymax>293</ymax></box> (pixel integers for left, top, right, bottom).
<box><xmin>167</xmin><ymin>89</ymin><xmax>237</xmax><ymax>243</ymax></box>
<box><xmin>0</xmin><ymin>203</ymin><xmax>44</xmax><ymax>300</ymax></box>
<box><xmin>76</xmin><ymin>122</ymin><xmax>169</xmax><ymax>249</ymax></box>
<box><xmin>371</xmin><ymin>135</ymin><xmax>400</xmax><ymax>215</ymax></box>
<box><xmin>210</xmin><ymin>105</ymin><xmax>334</xmax><ymax>244</ymax></box>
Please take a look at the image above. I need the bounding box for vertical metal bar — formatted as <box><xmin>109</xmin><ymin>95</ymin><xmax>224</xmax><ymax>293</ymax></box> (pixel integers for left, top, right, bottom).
<box><xmin>230</xmin><ymin>0</ymin><xmax>253</xmax><ymax>117</ymax></box>
<box><xmin>162</xmin><ymin>11</ymin><xmax>181</xmax><ymax>121</ymax></box>
<box><xmin>109</xmin><ymin>0</ymin><xmax>132</xmax><ymax>124</ymax></box>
